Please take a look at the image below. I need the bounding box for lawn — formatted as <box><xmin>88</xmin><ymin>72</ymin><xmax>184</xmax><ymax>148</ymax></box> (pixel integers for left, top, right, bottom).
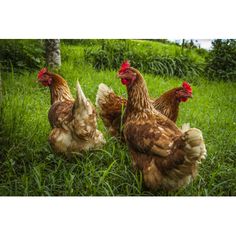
<box><xmin>0</xmin><ymin>42</ymin><xmax>235</xmax><ymax>196</ymax></box>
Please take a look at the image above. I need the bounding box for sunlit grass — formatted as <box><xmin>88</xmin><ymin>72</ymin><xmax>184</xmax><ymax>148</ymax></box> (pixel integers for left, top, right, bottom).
<box><xmin>0</xmin><ymin>43</ymin><xmax>235</xmax><ymax>196</ymax></box>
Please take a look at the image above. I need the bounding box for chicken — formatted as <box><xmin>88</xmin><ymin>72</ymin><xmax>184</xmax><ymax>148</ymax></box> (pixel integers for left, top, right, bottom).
<box><xmin>96</xmin><ymin>79</ymin><xmax>192</xmax><ymax>140</ymax></box>
<box><xmin>37</xmin><ymin>68</ymin><xmax>105</xmax><ymax>154</ymax></box>
<box><xmin>117</xmin><ymin>61</ymin><xmax>206</xmax><ymax>191</ymax></box>
<box><xmin>152</xmin><ymin>81</ymin><xmax>192</xmax><ymax>122</ymax></box>
<box><xmin>96</xmin><ymin>83</ymin><xmax>128</xmax><ymax>138</ymax></box>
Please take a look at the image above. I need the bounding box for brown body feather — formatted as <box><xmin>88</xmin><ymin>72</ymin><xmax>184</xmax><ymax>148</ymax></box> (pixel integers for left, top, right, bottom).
<box><xmin>96</xmin><ymin>86</ymin><xmax>127</xmax><ymax>137</ymax></box>
<box><xmin>119</xmin><ymin>67</ymin><xmax>206</xmax><ymax>191</ymax></box>
<box><xmin>96</xmin><ymin>83</ymin><xmax>184</xmax><ymax>140</ymax></box>
<box><xmin>152</xmin><ymin>88</ymin><xmax>182</xmax><ymax>123</ymax></box>
<box><xmin>39</xmin><ymin>72</ymin><xmax>105</xmax><ymax>155</ymax></box>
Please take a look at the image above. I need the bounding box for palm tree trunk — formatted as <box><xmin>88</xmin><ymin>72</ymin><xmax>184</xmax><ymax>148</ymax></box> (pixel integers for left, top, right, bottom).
<box><xmin>45</xmin><ymin>39</ymin><xmax>61</xmax><ymax>69</ymax></box>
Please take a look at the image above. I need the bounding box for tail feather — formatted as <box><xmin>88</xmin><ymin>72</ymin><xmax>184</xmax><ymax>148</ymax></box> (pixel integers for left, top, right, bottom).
<box><xmin>96</xmin><ymin>83</ymin><xmax>114</xmax><ymax>108</ymax></box>
<box><xmin>183</xmin><ymin>128</ymin><xmax>207</xmax><ymax>161</ymax></box>
<box><xmin>161</xmin><ymin>128</ymin><xmax>206</xmax><ymax>189</ymax></box>
<box><xmin>181</xmin><ymin>123</ymin><xmax>190</xmax><ymax>132</ymax></box>
<box><xmin>73</xmin><ymin>81</ymin><xmax>94</xmax><ymax>117</ymax></box>
<box><xmin>75</xmin><ymin>81</ymin><xmax>88</xmax><ymax>107</ymax></box>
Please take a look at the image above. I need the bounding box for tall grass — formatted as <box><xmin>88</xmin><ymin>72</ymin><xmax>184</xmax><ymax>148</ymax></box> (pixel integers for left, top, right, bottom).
<box><xmin>0</xmin><ymin>58</ymin><xmax>236</xmax><ymax>195</ymax></box>
<box><xmin>84</xmin><ymin>40</ymin><xmax>205</xmax><ymax>77</ymax></box>
<box><xmin>0</xmin><ymin>41</ymin><xmax>235</xmax><ymax>196</ymax></box>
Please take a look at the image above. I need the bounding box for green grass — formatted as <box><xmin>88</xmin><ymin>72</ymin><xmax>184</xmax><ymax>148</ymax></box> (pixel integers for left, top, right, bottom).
<box><xmin>82</xmin><ymin>39</ymin><xmax>205</xmax><ymax>77</ymax></box>
<box><xmin>62</xmin><ymin>39</ymin><xmax>206</xmax><ymax>62</ymax></box>
<box><xmin>129</xmin><ymin>40</ymin><xmax>206</xmax><ymax>62</ymax></box>
<box><xmin>0</xmin><ymin>42</ymin><xmax>235</xmax><ymax>196</ymax></box>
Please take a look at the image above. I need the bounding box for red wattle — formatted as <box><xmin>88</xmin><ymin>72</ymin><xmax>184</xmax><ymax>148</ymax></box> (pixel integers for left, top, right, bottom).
<box><xmin>42</xmin><ymin>81</ymin><xmax>49</xmax><ymax>87</ymax></box>
<box><xmin>121</xmin><ymin>78</ymin><xmax>129</xmax><ymax>85</ymax></box>
<box><xmin>180</xmin><ymin>97</ymin><xmax>188</xmax><ymax>102</ymax></box>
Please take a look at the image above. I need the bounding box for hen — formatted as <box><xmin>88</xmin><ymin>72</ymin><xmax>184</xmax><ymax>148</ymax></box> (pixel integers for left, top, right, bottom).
<box><xmin>117</xmin><ymin>61</ymin><xmax>206</xmax><ymax>191</ymax></box>
<box><xmin>37</xmin><ymin>68</ymin><xmax>105</xmax><ymax>154</ymax></box>
<box><xmin>96</xmin><ymin>78</ymin><xmax>192</xmax><ymax>140</ymax></box>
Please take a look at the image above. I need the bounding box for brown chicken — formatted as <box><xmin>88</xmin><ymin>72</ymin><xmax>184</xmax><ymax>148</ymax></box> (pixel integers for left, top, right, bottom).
<box><xmin>37</xmin><ymin>68</ymin><xmax>105</xmax><ymax>154</ymax></box>
<box><xmin>117</xmin><ymin>61</ymin><xmax>206</xmax><ymax>191</ymax></box>
<box><xmin>96</xmin><ymin>80</ymin><xmax>192</xmax><ymax>140</ymax></box>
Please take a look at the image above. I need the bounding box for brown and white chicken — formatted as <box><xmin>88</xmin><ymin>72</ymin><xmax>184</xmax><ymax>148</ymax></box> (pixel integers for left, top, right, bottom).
<box><xmin>117</xmin><ymin>61</ymin><xmax>206</xmax><ymax>191</ymax></box>
<box><xmin>37</xmin><ymin>68</ymin><xmax>105</xmax><ymax>154</ymax></box>
<box><xmin>96</xmin><ymin>80</ymin><xmax>192</xmax><ymax>140</ymax></box>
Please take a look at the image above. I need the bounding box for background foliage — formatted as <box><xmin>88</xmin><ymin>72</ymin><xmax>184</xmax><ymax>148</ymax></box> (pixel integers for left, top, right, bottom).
<box><xmin>1</xmin><ymin>39</ymin><xmax>236</xmax><ymax>81</ymax></box>
<box><xmin>84</xmin><ymin>39</ymin><xmax>205</xmax><ymax>77</ymax></box>
<box><xmin>0</xmin><ymin>39</ymin><xmax>44</xmax><ymax>72</ymax></box>
<box><xmin>205</xmin><ymin>39</ymin><xmax>236</xmax><ymax>81</ymax></box>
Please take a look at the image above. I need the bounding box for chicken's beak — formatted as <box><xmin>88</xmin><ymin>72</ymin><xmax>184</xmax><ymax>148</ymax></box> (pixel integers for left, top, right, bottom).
<box><xmin>184</xmin><ymin>93</ymin><xmax>193</xmax><ymax>99</ymax></box>
<box><xmin>179</xmin><ymin>90</ymin><xmax>193</xmax><ymax>99</ymax></box>
<box><xmin>117</xmin><ymin>72</ymin><xmax>123</xmax><ymax>78</ymax></box>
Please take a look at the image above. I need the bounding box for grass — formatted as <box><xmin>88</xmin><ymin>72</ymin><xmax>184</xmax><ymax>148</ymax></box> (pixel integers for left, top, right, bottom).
<box><xmin>83</xmin><ymin>40</ymin><xmax>205</xmax><ymax>77</ymax></box>
<box><xmin>0</xmin><ymin>42</ymin><xmax>235</xmax><ymax>196</ymax></box>
<box><xmin>62</xmin><ymin>39</ymin><xmax>206</xmax><ymax>62</ymax></box>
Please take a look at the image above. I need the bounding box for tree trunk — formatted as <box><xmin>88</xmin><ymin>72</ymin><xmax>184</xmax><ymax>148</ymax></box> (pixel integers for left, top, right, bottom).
<box><xmin>181</xmin><ymin>39</ymin><xmax>185</xmax><ymax>51</ymax></box>
<box><xmin>0</xmin><ymin>69</ymin><xmax>2</xmax><ymax>103</ymax></box>
<box><xmin>45</xmin><ymin>39</ymin><xmax>61</xmax><ymax>69</ymax></box>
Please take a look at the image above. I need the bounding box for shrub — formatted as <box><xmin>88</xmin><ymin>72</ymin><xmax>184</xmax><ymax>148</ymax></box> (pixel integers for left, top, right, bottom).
<box><xmin>84</xmin><ymin>40</ymin><xmax>204</xmax><ymax>77</ymax></box>
<box><xmin>205</xmin><ymin>39</ymin><xmax>236</xmax><ymax>81</ymax></box>
<box><xmin>84</xmin><ymin>40</ymin><xmax>130</xmax><ymax>70</ymax></box>
<box><xmin>0</xmin><ymin>39</ymin><xmax>45</xmax><ymax>72</ymax></box>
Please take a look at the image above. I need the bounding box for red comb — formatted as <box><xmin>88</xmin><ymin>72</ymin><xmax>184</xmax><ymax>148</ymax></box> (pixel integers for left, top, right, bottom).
<box><xmin>118</xmin><ymin>60</ymin><xmax>130</xmax><ymax>73</ymax></box>
<box><xmin>37</xmin><ymin>68</ymin><xmax>47</xmax><ymax>78</ymax></box>
<box><xmin>182</xmin><ymin>81</ymin><xmax>192</xmax><ymax>93</ymax></box>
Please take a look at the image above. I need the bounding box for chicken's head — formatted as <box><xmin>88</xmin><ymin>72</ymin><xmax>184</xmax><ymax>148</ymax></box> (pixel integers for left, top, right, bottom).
<box><xmin>37</xmin><ymin>68</ymin><xmax>52</xmax><ymax>87</ymax></box>
<box><xmin>117</xmin><ymin>61</ymin><xmax>137</xmax><ymax>86</ymax></box>
<box><xmin>176</xmin><ymin>81</ymin><xmax>193</xmax><ymax>102</ymax></box>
